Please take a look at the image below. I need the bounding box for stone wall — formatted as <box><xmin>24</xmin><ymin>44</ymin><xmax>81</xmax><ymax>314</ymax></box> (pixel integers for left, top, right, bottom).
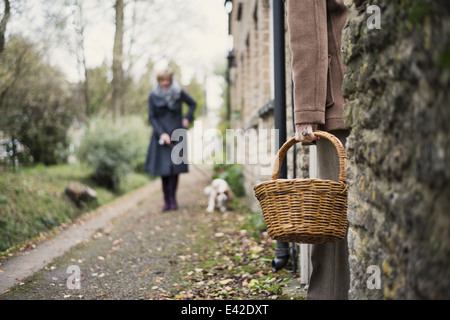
<box><xmin>229</xmin><ymin>0</ymin><xmax>450</xmax><ymax>299</ymax></box>
<box><xmin>229</xmin><ymin>0</ymin><xmax>272</xmax><ymax>129</ymax></box>
<box><xmin>342</xmin><ymin>0</ymin><xmax>450</xmax><ymax>299</ymax></box>
<box><xmin>228</xmin><ymin>0</ymin><xmax>294</xmax><ymax>212</ymax></box>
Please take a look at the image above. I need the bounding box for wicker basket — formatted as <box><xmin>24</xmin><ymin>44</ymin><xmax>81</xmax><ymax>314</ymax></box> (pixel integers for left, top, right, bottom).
<box><xmin>253</xmin><ymin>130</ymin><xmax>348</xmax><ymax>244</ymax></box>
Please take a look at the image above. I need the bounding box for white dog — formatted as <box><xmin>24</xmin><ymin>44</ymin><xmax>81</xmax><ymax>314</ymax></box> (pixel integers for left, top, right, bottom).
<box><xmin>204</xmin><ymin>179</ymin><xmax>233</xmax><ymax>213</ymax></box>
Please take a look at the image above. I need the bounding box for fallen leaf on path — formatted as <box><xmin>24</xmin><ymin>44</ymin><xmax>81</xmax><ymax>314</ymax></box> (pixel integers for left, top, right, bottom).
<box><xmin>138</xmin><ymin>269</ymin><xmax>150</xmax><ymax>276</ymax></box>
<box><xmin>249</xmin><ymin>279</ymin><xmax>259</xmax><ymax>288</ymax></box>
<box><xmin>95</xmin><ymin>292</ymin><xmax>107</xmax><ymax>297</ymax></box>
<box><xmin>219</xmin><ymin>279</ymin><xmax>232</xmax><ymax>285</ymax></box>
<box><xmin>112</xmin><ymin>238</ymin><xmax>123</xmax><ymax>246</ymax></box>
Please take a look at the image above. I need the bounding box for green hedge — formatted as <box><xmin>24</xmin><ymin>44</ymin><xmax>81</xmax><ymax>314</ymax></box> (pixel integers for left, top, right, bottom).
<box><xmin>76</xmin><ymin>115</ymin><xmax>150</xmax><ymax>190</ymax></box>
<box><xmin>212</xmin><ymin>163</ymin><xmax>246</xmax><ymax>198</ymax></box>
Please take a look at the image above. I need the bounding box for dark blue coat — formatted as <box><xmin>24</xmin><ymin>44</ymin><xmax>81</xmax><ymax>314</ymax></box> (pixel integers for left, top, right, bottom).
<box><xmin>144</xmin><ymin>89</ymin><xmax>196</xmax><ymax>177</ymax></box>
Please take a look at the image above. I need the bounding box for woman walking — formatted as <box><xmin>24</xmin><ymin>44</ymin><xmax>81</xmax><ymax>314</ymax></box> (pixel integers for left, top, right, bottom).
<box><xmin>144</xmin><ymin>69</ymin><xmax>197</xmax><ymax>211</ymax></box>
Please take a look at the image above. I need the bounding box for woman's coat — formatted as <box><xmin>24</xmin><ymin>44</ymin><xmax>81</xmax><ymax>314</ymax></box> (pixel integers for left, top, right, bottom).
<box><xmin>144</xmin><ymin>89</ymin><xmax>196</xmax><ymax>177</ymax></box>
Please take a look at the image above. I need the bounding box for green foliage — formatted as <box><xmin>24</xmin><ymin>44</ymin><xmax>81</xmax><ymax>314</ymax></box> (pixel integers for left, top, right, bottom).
<box><xmin>438</xmin><ymin>49</ymin><xmax>450</xmax><ymax>69</ymax></box>
<box><xmin>86</xmin><ymin>61</ymin><xmax>111</xmax><ymax>115</ymax></box>
<box><xmin>406</xmin><ymin>1</ymin><xmax>432</xmax><ymax>24</ymax></box>
<box><xmin>0</xmin><ymin>165</ymin><xmax>80</xmax><ymax>252</ymax></box>
<box><xmin>0</xmin><ymin>163</ymin><xmax>152</xmax><ymax>253</ymax></box>
<box><xmin>212</xmin><ymin>163</ymin><xmax>245</xmax><ymax>197</ymax></box>
<box><xmin>241</xmin><ymin>213</ymin><xmax>267</xmax><ymax>241</ymax></box>
<box><xmin>124</xmin><ymin>59</ymin><xmax>155</xmax><ymax>117</ymax></box>
<box><xmin>247</xmin><ymin>274</ymin><xmax>287</xmax><ymax>296</ymax></box>
<box><xmin>0</xmin><ymin>35</ymin><xmax>79</xmax><ymax>166</ymax></box>
<box><xmin>76</xmin><ymin>114</ymin><xmax>150</xmax><ymax>190</ymax></box>
<box><xmin>183</xmin><ymin>75</ymin><xmax>206</xmax><ymax>121</ymax></box>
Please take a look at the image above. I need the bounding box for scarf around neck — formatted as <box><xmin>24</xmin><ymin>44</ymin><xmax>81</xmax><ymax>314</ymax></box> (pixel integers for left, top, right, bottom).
<box><xmin>152</xmin><ymin>80</ymin><xmax>182</xmax><ymax>109</ymax></box>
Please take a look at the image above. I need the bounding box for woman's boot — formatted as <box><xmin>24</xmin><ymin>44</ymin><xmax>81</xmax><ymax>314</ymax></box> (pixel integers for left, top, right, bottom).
<box><xmin>162</xmin><ymin>176</ymin><xmax>171</xmax><ymax>211</ymax></box>
<box><xmin>168</xmin><ymin>175</ymin><xmax>179</xmax><ymax>210</ymax></box>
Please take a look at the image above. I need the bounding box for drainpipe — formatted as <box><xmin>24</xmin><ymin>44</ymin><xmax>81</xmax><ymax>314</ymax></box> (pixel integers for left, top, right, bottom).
<box><xmin>273</xmin><ymin>0</ymin><xmax>286</xmax><ymax>168</ymax></box>
<box><xmin>271</xmin><ymin>0</ymin><xmax>292</xmax><ymax>272</ymax></box>
<box><xmin>225</xmin><ymin>0</ymin><xmax>233</xmax><ymax>123</ymax></box>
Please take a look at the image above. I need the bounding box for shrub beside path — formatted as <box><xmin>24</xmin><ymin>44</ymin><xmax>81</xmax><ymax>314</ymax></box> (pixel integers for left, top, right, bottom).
<box><xmin>0</xmin><ymin>164</ymin><xmax>306</xmax><ymax>300</ymax></box>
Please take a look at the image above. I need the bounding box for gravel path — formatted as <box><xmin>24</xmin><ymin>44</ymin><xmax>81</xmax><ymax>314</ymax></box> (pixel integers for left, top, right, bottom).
<box><xmin>0</xmin><ymin>165</ymin><xmax>213</xmax><ymax>299</ymax></box>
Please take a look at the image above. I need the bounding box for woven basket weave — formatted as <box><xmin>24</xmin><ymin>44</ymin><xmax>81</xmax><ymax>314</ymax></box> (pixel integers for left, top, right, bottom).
<box><xmin>253</xmin><ymin>131</ymin><xmax>348</xmax><ymax>244</ymax></box>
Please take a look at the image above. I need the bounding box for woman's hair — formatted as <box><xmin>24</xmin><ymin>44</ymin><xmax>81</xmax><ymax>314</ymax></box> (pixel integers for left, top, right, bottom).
<box><xmin>156</xmin><ymin>69</ymin><xmax>174</xmax><ymax>83</ymax></box>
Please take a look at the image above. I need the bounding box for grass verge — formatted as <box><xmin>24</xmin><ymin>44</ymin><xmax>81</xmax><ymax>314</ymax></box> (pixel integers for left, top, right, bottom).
<box><xmin>0</xmin><ymin>163</ymin><xmax>153</xmax><ymax>254</ymax></box>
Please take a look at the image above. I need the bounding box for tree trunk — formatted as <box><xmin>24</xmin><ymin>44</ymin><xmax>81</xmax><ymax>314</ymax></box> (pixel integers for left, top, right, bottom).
<box><xmin>111</xmin><ymin>0</ymin><xmax>124</xmax><ymax>118</ymax></box>
<box><xmin>76</xmin><ymin>2</ymin><xmax>90</xmax><ymax>117</ymax></box>
<box><xmin>0</xmin><ymin>0</ymin><xmax>11</xmax><ymax>54</ymax></box>
<box><xmin>79</xmin><ymin>25</ymin><xmax>90</xmax><ymax>117</ymax></box>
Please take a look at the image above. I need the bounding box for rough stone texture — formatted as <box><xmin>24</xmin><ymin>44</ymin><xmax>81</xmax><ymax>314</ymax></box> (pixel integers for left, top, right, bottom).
<box><xmin>342</xmin><ymin>0</ymin><xmax>450</xmax><ymax>299</ymax></box>
<box><xmin>229</xmin><ymin>0</ymin><xmax>450</xmax><ymax>299</ymax></box>
<box><xmin>228</xmin><ymin>0</ymin><xmax>272</xmax><ymax>130</ymax></box>
<box><xmin>64</xmin><ymin>183</ymin><xmax>97</xmax><ymax>207</ymax></box>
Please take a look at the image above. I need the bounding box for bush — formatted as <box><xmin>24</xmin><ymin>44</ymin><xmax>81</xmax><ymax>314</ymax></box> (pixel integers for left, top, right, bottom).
<box><xmin>0</xmin><ymin>36</ymin><xmax>79</xmax><ymax>166</ymax></box>
<box><xmin>76</xmin><ymin>115</ymin><xmax>150</xmax><ymax>190</ymax></box>
<box><xmin>212</xmin><ymin>163</ymin><xmax>246</xmax><ymax>197</ymax></box>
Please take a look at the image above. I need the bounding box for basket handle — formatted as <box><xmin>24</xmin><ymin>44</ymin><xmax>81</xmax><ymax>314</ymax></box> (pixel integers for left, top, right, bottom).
<box><xmin>271</xmin><ymin>130</ymin><xmax>347</xmax><ymax>183</ymax></box>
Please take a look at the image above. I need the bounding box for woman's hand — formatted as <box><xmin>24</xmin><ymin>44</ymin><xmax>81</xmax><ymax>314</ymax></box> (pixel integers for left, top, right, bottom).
<box><xmin>182</xmin><ymin>118</ymin><xmax>189</xmax><ymax>128</ymax></box>
<box><xmin>159</xmin><ymin>133</ymin><xmax>171</xmax><ymax>145</ymax></box>
<box><xmin>295</xmin><ymin>124</ymin><xmax>319</xmax><ymax>143</ymax></box>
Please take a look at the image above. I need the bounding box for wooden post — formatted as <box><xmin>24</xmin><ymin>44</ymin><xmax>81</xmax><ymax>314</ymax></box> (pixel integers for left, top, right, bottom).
<box><xmin>300</xmin><ymin>145</ymin><xmax>316</xmax><ymax>284</ymax></box>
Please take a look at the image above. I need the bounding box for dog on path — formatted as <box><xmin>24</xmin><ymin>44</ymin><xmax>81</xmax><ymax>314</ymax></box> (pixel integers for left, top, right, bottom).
<box><xmin>204</xmin><ymin>179</ymin><xmax>233</xmax><ymax>213</ymax></box>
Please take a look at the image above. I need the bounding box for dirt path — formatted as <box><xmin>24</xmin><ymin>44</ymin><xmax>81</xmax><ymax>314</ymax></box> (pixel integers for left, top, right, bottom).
<box><xmin>0</xmin><ymin>164</ymin><xmax>211</xmax><ymax>297</ymax></box>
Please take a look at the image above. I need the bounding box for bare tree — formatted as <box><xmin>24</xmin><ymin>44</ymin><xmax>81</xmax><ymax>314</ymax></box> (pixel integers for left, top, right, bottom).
<box><xmin>111</xmin><ymin>0</ymin><xmax>124</xmax><ymax>118</ymax></box>
<box><xmin>0</xmin><ymin>0</ymin><xmax>10</xmax><ymax>53</ymax></box>
<box><xmin>72</xmin><ymin>1</ymin><xmax>91</xmax><ymax>117</ymax></box>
